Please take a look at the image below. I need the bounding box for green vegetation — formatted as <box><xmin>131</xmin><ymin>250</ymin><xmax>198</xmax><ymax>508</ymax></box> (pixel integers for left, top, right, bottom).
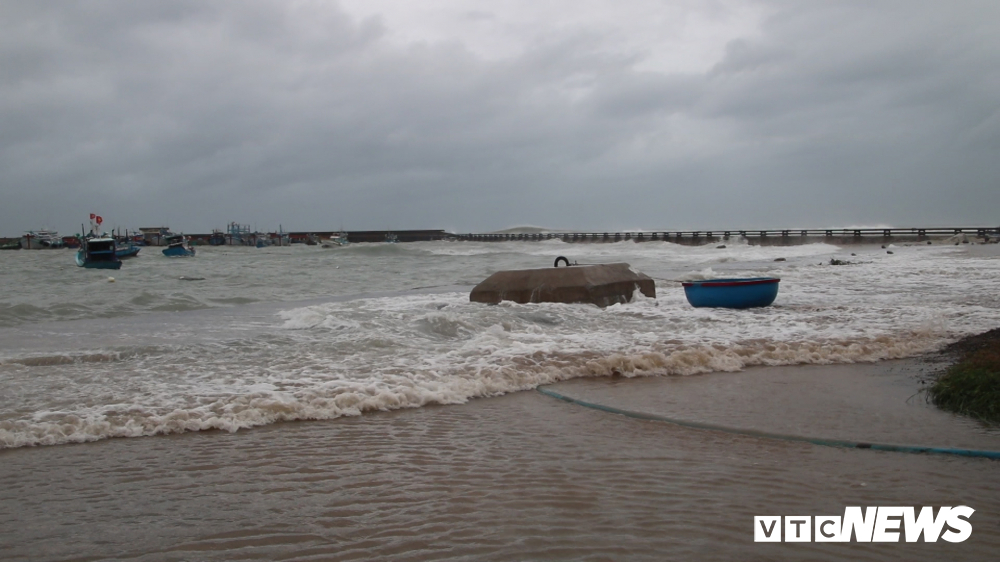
<box><xmin>929</xmin><ymin>346</ymin><xmax>1000</xmax><ymax>424</ymax></box>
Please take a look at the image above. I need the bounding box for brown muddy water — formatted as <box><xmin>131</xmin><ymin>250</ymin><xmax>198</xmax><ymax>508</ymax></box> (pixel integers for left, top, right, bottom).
<box><xmin>1</xmin><ymin>359</ymin><xmax>998</xmax><ymax>562</ymax></box>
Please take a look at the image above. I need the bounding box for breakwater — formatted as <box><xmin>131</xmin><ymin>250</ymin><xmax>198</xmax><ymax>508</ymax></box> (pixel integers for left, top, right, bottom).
<box><xmin>157</xmin><ymin>229</ymin><xmax>453</xmax><ymax>246</ymax></box>
<box><xmin>457</xmin><ymin>226</ymin><xmax>1000</xmax><ymax>246</ymax></box>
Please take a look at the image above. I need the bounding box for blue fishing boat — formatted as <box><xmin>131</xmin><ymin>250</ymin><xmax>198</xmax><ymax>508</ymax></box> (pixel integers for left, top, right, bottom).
<box><xmin>115</xmin><ymin>241</ymin><xmax>141</xmax><ymax>259</ymax></box>
<box><xmin>75</xmin><ymin>237</ymin><xmax>122</xmax><ymax>270</ymax></box>
<box><xmin>162</xmin><ymin>235</ymin><xmax>196</xmax><ymax>257</ymax></box>
<box><xmin>208</xmin><ymin>230</ymin><xmax>227</xmax><ymax>246</ymax></box>
<box><xmin>682</xmin><ymin>277</ymin><xmax>780</xmax><ymax>308</ymax></box>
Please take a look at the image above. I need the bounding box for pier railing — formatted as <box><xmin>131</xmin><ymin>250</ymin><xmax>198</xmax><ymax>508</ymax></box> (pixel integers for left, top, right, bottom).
<box><xmin>456</xmin><ymin>227</ymin><xmax>1000</xmax><ymax>244</ymax></box>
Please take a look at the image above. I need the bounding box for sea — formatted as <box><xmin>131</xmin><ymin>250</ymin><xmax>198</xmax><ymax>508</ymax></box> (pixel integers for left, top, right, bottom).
<box><xmin>2</xmin><ymin>238</ymin><xmax>998</xmax><ymax>449</ymax></box>
<box><xmin>2</xmin><ymin>238</ymin><xmax>999</xmax><ymax>561</ymax></box>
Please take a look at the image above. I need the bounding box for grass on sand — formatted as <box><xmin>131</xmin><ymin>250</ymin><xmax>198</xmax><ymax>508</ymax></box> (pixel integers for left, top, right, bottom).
<box><xmin>928</xmin><ymin>328</ymin><xmax>1000</xmax><ymax>424</ymax></box>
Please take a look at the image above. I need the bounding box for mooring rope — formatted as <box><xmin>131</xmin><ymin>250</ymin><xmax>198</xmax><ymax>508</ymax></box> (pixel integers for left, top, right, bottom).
<box><xmin>536</xmin><ymin>386</ymin><xmax>1000</xmax><ymax>460</ymax></box>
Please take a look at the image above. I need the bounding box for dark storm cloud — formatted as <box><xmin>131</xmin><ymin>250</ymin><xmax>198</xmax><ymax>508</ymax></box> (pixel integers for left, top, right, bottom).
<box><xmin>1</xmin><ymin>1</ymin><xmax>997</xmax><ymax>235</ymax></box>
<box><xmin>685</xmin><ymin>1</ymin><xmax>1000</xmax><ymax>227</ymax></box>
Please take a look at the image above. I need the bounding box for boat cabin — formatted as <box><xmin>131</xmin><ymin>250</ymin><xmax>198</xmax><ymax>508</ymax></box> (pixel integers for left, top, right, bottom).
<box><xmin>79</xmin><ymin>237</ymin><xmax>122</xmax><ymax>268</ymax></box>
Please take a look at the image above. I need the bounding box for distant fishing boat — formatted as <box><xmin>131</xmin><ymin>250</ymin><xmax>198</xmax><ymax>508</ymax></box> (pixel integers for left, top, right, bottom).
<box><xmin>139</xmin><ymin>226</ymin><xmax>176</xmax><ymax>246</ymax></box>
<box><xmin>162</xmin><ymin>235</ymin><xmax>196</xmax><ymax>257</ymax></box>
<box><xmin>208</xmin><ymin>230</ymin><xmax>227</xmax><ymax>246</ymax></box>
<box><xmin>320</xmin><ymin>232</ymin><xmax>350</xmax><ymax>248</ymax></box>
<box><xmin>111</xmin><ymin>230</ymin><xmax>141</xmax><ymax>258</ymax></box>
<box><xmin>75</xmin><ymin>237</ymin><xmax>122</xmax><ymax>269</ymax></box>
<box><xmin>115</xmin><ymin>241</ymin><xmax>141</xmax><ymax>259</ymax></box>
<box><xmin>224</xmin><ymin>222</ymin><xmax>254</xmax><ymax>246</ymax></box>
<box><xmin>268</xmin><ymin>226</ymin><xmax>290</xmax><ymax>247</ymax></box>
<box><xmin>682</xmin><ymin>278</ymin><xmax>780</xmax><ymax>308</ymax></box>
<box><xmin>20</xmin><ymin>229</ymin><xmax>65</xmax><ymax>249</ymax></box>
<box><xmin>385</xmin><ymin>232</ymin><xmax>399</xmax><ymax>243</ymax></box>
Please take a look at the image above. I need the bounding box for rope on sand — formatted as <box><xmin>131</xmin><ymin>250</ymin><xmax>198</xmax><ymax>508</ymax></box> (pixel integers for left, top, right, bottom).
<box><xmin>536</xmin><ymin>386</ymin><xmax>1000</xmax><ymax>460</ymax></box>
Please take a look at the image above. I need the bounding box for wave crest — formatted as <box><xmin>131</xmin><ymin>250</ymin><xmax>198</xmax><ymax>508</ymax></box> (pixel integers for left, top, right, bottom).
<box><xmin>0</xmin><ymin>332</ymin><xmax>940</xmax><ymax>449</ymax></box>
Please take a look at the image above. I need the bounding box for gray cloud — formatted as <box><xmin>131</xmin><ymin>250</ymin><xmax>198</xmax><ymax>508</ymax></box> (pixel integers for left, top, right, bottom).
<box><xmin>1</xmin><ymin>0</ymin><xmax>998</xmax><ymax>235</ymax></box>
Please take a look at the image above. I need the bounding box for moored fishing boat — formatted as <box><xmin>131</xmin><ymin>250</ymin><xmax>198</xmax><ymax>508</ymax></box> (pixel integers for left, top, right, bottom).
<box><xmin>208</xmin><ymin>230</ymin><xmax>227</xmax><ymax>246</ymax></box>
<box><xmin>115</xmin><ymin>241</ymin><xmax>141</xmax><ymax>259</ymax></box>
<box><xmin>75</xmin><ymin>237</ymin><xmax>122</xmax><ymax>269</ymax></box>
<box><xmin>320</xmin><ymin>232</ymin><xmax>350</xmax><ymax>248</ymax></box>
<box><xmin>225</xmin><ymin>222</ymin><xmax>253</xmax><ymax>245</ymax></box>
<box><xmin>162</xmin><ymin>235</ymin><xmax>196</xmax><ymax>257</ymax></box>
<box><xmin>266</xmin><ymin>226</ymin><xmax>290</xmax><ymax>247</ymax></box>
<box><xmin>108</xmin><ymin>231</ymin><xmax>141</xmax><ymax>258</ymax></box>
<box><xmin>80</xmin><ymin>214</ymin><xmax>139</xmax><ymax>258</ymax></box>
<box><xmin>20</xmin><ymin>229</ymin><xmax>65</xmax><ymax>249</ymax></box>
<box><xmin>682</xmin><ymin>277</ymin><xmax>780</xmax><ymax>308</ymax></box>
<box><xmin>142</xmin><ymin>227</ymin><xmax>178</xmax><ymax>246</ymax></box>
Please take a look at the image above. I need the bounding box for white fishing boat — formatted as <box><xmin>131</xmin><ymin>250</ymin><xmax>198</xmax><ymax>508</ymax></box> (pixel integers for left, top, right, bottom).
<box><xmin>320</xmin><ymin>232</ymin><xmax>350</xmax><ymax>248</ymax></box>
<box><xmin>20</xmin><ymin>229</ymin><xmax>65</xmax><ymax>249</ymax></box>
<box><xmin>139</xmin><ymin>226</ymin><xmax>176</xmax><ymax>246</ymax></box>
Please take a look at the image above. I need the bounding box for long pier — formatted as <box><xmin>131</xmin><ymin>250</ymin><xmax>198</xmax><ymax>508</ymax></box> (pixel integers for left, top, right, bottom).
<box><xmin>456</xmin><ymin>226</ymin><xmax>1000</xmax><ymax>246</ymax></box>
<box><xmin>3</xmin><ymin>226</ymin><xmax>997</xmax><ymax>249</ymax></box>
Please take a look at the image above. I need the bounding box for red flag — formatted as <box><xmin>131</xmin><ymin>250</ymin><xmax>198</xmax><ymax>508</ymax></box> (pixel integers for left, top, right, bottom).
<box><xmin>96</xmin><ymin>216</ymin><xmax>103</xmax><ymax>224</ymax></box>
<box><xmin>90</xmin><ymin>213</ymin><xmax>96</xmax><ymax>220</ymax></box>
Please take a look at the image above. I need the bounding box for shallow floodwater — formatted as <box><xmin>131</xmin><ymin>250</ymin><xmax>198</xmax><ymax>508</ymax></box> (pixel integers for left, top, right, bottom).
<box><xmin>552</xmin><ymin>359</ymin><xmax>1000</xmax><ymax>450</ymax></box>
<box><xmin>2</xmin><ymin>371</ymin><xmax>998</xmax><ymax>561</ymax></box>
<box><xmin>1</xmin><ymin>239</ymin><xmax>999</xmax><ymax>560</ymax></box>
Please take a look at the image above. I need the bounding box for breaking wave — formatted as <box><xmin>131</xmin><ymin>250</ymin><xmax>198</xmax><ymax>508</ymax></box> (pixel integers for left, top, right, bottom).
<box><xmin>0</xmin><ymin>330</ymin><xmax>944</xmax><ymax>449</ymax></box>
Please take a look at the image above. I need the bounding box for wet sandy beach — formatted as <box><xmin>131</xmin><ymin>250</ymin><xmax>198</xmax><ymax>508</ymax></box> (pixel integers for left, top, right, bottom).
<box><xmin>2</xmin><ymin>358</ymin><xmax>998</xmax><ymax>561</ymax></box>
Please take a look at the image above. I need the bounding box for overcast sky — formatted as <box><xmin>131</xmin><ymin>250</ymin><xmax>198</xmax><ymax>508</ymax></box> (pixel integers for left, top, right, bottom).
<box><xmin>2</xmin><ymin>0</ymin><xmax>998</xmax><ymax>235</ymax></box>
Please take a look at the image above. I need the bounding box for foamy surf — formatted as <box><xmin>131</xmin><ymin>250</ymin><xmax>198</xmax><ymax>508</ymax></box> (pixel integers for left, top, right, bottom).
<box><xmin>1</xmin><ymin>241</ymin><xmax>998</xmax><ymax>448</ymax></box>
<box><xmin>0</xmin><ymin>333</ymin><xmax>943</xmax><ymax>448</ymax></box>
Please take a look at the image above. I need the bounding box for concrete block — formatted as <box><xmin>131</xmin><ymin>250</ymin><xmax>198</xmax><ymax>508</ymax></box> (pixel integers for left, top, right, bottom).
<box><xmin>470</xmin><ymin>263</ymin><xmax>655</xmax><ymax>307</ymax></box>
